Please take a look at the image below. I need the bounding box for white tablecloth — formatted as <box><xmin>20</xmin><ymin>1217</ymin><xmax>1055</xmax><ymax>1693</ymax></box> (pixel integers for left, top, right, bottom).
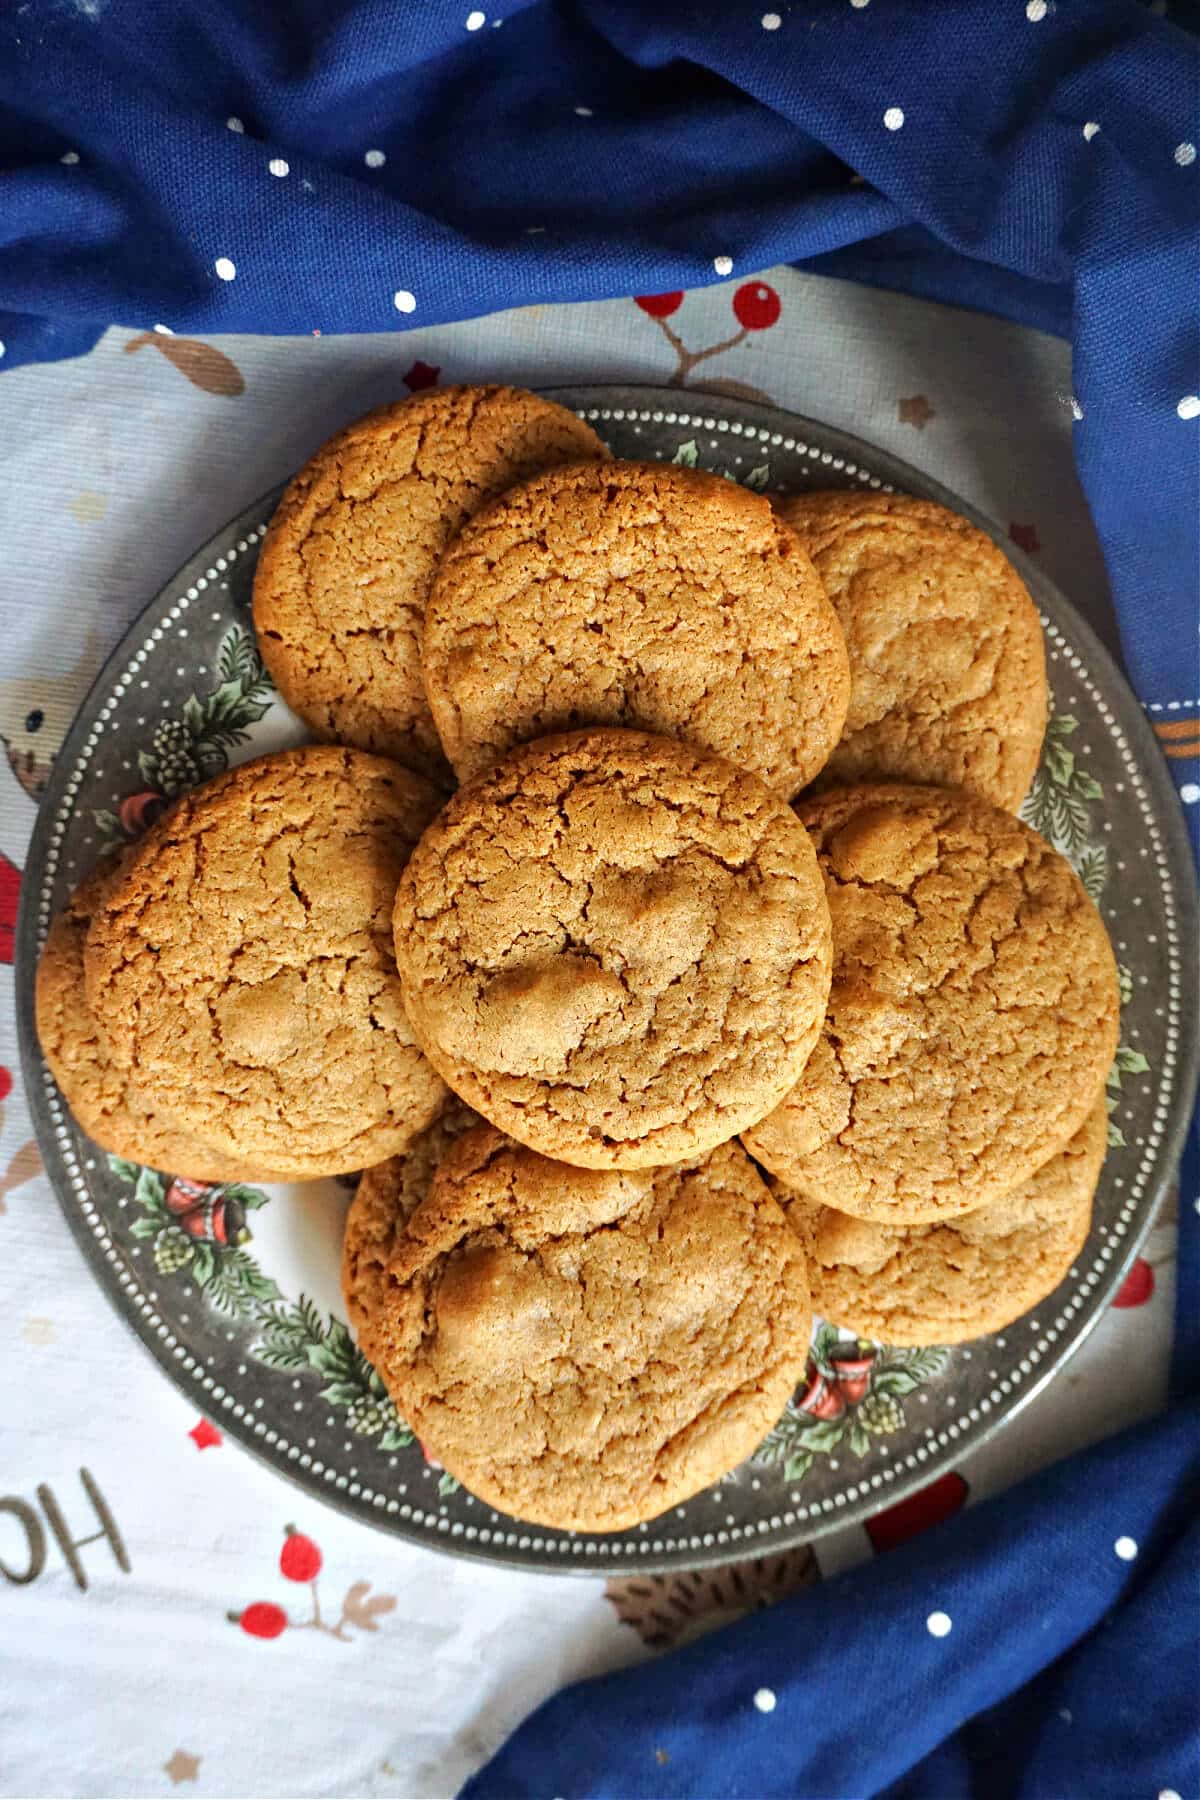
<box><xmin>0</xmin><ymin>269</ymin><xmax>1175</xmax><ymax>1799</ymax></box>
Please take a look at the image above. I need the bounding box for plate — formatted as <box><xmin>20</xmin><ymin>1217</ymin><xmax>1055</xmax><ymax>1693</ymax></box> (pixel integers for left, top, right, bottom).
<box><xmin>16</xmin><ymin>385</ymin><xmax>1198</xmax><ymax>1574</ymax></box>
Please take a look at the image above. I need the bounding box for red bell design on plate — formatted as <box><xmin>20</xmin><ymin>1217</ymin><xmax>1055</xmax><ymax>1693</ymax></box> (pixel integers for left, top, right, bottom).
<box><xmin>165</xmin><ymin>1177</ymin><xmax>250</xmax><ymax>1247</ymax></box>
<box><xmin>794</xmin><ymin>1360</ymin><xmax>845</xmax><ymax>1420</ymax></box>
<box><xmin>118</xmin><ymin>789</ymin><xmax>168</xmax><ymax>837</ymax></box>
<box><xmin>828</xmin><ymin>1342</ymin><xmax>877</xmax><ymax>1404</ymax></box>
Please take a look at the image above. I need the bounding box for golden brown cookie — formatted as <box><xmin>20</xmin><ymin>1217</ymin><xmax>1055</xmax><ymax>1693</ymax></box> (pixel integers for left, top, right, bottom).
<box><xmin>35</xmin><ymin>865</ymin><xmax>282</xmax><ymax>1181</ymax></box>
<box><xmin>772</xmin><ymin>1096</ymin><xmax>1107</xmax><ymax>1344</ymax></box>
<box><xmin>776</xmin><ymin>492</ymin><xmax>1046</xmax><ymax>810</ymax></box>
<box><xmin>354</xmin><ymin>1126</ymin><xmax>812</xmax><ymax>1531</ymax></box>
<box><xmin>252</xmin><ymin>386</ymin><xmax>607</xmax><ymax>779</ymax></box>
<box><xmin>741</xmin><ymin>783</ymin><xmax>1120</xmax><ymax>1223</ymax></box>
<box><xmin>84</xmin><ymin>746</ymin><xmax>448</xmax><ymax>1179</ymax></box>
<box><xmin>342</xmin><ymin>1098</ymin><xmax>480</xmax><ymax>1339</ymax></box>
<box><xmin>422</xmin><ymin>460</ymin><xmax>850</xmax><ymax>795</ymax></box>
<box><xmin>393</xmin><ymin>728</ymin><xmax>833</xmax><ymax>1169</ymax></box>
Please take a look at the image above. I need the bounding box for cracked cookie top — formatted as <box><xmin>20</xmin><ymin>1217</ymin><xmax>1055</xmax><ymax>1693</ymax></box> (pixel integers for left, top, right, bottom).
<box><xmin>422</xmin><ymin>460</ymin><xmax>849</xmax><ymax>795</ymax></box>
<box><xmin>741</xmin><ymin>783</ymin><xmax>1119</xmax><ymax>1222</ymax></box>
<box><xmin>392</xmin><ymin>729</ymin><xmax>833</xmax><ymax>1168</ymax></box>
<box><xmin>36</xmin><ymin>864</ymin><xmax>279</xmax><ymax>1182</ymax></box>
<box><xmin>777</xmin><ymin>492</ymin><xmax>1046</xmax><ymax>810</ymax></box>
<box><xmin>772</xmin><ymin>1096</ymin><xmax>1107</xmax><ymax>1345</ymax></box>
<box><xmin>352</xmin><ymin>1125</ymin><xmax>812</xmax><ymax>1531</ymax></box>
<box><xmin>84</xmin><ymin>746</ymin><xmax>448</xmax><ymax>1178</ymax></box>
<box><xmin>342</xmin><ymin>1097</ymin><xmax>480</xmax><ymax>1338</ymax></box>
<box><xmin>252</xmin><ymin>387</ymin><xmax>607</xmax><ymax>780</ymax></box>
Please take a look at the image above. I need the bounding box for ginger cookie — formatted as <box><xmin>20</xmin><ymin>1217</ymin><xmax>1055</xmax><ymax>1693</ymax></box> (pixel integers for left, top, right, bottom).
<box><xmin>741</xmin><ymin>783</ymin><xmax>1119</xmax><ymax>1222</ymax></box>
<box><xmin>772</xmin><ymin>1096</ymin><xmax>1107</xmax><ymax>1345</ymax></box>
<box><xmin>342</xmin><ymin>1098</ymin><xmax>479</xmax><ymax>1339</ymax></box>
<box><xmin>84</xmin><ymin>747</ymin><xmax>448</xmax><ymax>1179</ymax></box>
<box><xmin>393</xmin><ymin>729</ymin><xmax>833</xmax><ymax>1169</ymax></box>
<box><xmin>776</xmin><ymin>492</ymin><xmax>1046</xmax><ymax>810</ymax></box>
<box><xmin>36</xmin><ymin>866</ymin><xmax>280</xmax><ymax>1182</ymax></box>
<box><xmin>354</xmin><ymin>1126</ymin><xmax>812</xmax><ymax>1531</ymax></box>
<box><xmin>422</xmin><ymin>460</ymin><xmax>849</xmax><ymax>795</ymax></box>
<box><xmin>252</xmin><ymin>386</ymin><xmax>607</xmax><ymax>779</ymax></box>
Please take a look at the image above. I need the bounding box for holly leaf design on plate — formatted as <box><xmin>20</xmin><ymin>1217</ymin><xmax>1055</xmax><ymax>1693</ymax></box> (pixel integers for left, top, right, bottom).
<box><xmin>671</xmin><ymin>439</ymin><xmax>700</xmax><ymax>467</ymax></box>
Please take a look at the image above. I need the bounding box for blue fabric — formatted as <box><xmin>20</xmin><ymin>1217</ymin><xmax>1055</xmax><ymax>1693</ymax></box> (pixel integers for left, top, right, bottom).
<box><xmin>463</xmin><ymin>1406</ymin><xmax>1200</xmax><ymax>1800</ymax></box>
<box><xmin>3</xmin><ymin>5</ymin><xmax>1198</xmax><ymax>1795</ymax></box>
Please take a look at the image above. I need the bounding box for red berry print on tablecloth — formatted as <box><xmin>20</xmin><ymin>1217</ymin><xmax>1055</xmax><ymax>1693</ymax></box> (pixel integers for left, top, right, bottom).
<box><xmin>0</xmin><ymin>1066</ymin><xmax>12</xmax><ymax>1102</ymax></box>
<box><xmin>188</xmin><ymin>1418</ymin><xmax>223</xmax><ymax>1451</ymax></box>
<box><xmin>865</xmin><ymin>1472</ymin><xmax>970</xmax><ymax>1555</ymax></box>
<box><xmin>632</xmin><ymin>283</ymin><xmax>782</xmax><ymax>403</ymax></box>
<box><xmin>0</xmin><ymin>851</ymin><xmax>21</xmax><ymax>964</ymax></box>
<box><xmin>280</xmin><ymin>1524</ymin><xmax>323</xmax><ymax>1583</ymax></box>
<box><xmin>402</xmin><ymin>359</ymin><xmax>441</xmax><ymax>391</ymax></box>
<box><xmin>635</xmin><ymin>291</ymin><xmax>685</xmax><ymax>318</ymax></box>
<box><xmin>732</xmin><ymin>281</ymin><xmax>782</xmax><ymax>331</ymax></box>
<box><xmin>232</xmin><ymin>1601</ymin><xmax>289</xmax><ymax>1639</ymax></box>
<box><xmin>1112</xmin><ymin>1258</ymin><xmax>1155</xmax><ymax>1308</ymax></box>
<box><xmin>1010</xmin><ymin>521</ymin><xmax>1041</xmax><ymax>554</ymax></box>
<box><xmin>229</xmin><ymin>1526</ymin><xmax>396</xmax><ymax>1646</ymax></box>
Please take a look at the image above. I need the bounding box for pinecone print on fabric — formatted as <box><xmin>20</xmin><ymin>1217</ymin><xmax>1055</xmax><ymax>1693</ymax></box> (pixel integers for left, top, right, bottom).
<box><xmin>859</xmin><ymin>1392</ymin><xmax>904</xmax><ymax>1435</ymax></box>
<box><xmin>154</xmin><ymin>1225</ymin><xmax>193</xmax><ymax>1274</ymax></box>
<box><xmin>606</xmin><ymin>1546</ymin><xmax>819</xmax><ymax>1651</ymax></box>
<box><xmin>150</xmin><ymin>719</ymin><xmax>201</xmax><ymax>796</ymax></box>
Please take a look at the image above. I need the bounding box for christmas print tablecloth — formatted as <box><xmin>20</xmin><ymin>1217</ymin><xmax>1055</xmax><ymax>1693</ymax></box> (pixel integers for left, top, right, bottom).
<box><xmin>0</xmin><ymin>270</ymin><xmax>1177</xmax><ymax>1800</ymax></box>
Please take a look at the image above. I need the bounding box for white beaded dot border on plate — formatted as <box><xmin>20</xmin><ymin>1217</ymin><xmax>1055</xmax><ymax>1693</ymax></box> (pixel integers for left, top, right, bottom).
<box><xmin>22</xmin><ymin>399</ymin><xmax>1194</xmax><ymax>1570</ymax></box>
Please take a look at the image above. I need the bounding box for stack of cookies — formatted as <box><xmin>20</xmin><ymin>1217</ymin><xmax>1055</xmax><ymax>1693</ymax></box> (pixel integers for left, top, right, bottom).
<box><xmin>37</xmin><ymin>385</ymin><xmax>1120</xmax><ymax>1533</ymax></box>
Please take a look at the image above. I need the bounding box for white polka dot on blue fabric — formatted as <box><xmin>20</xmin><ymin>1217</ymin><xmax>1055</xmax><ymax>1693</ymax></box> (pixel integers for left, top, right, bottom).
<box><xmin>268</xmin><ymin>158</ymin><xmax>289</xmax><ymax>177</ymax></box>
<box><xmin>152</xmin><ymin>323</ymin><xmax>174</xmax><ymax>335</ymax></box>
<box><xmin>1159</xmin><ymin>1789</ymin><xmax>1182</xmax><ymax>1800</ymax></box>
<box><xmin>1114</xmin><ymin>1536</ymin><xmax>1138</xmax><ymax>1561</ymax></box>
<box><xmin>1175</xmin><ymin>142</ymin><xmax>1196</xmax><ymax>166</ymax></box>
<box><xmin>226</xmin><ymin>116</ymin><xmax>245</xmax><ymax>134</ymax></box>
<box><xmin>61</xmin><ymin>150</ymin><xmax>80</xmax><ymax>165</ymax></box>
<box><xmin>753</xmin><ymin>1688</ymin><xmax>777</xmax><ymax>1713</ymax></box>
<box><xmin>1083</xmin><ymin>121</ymin><xmax>1100</xmax><ymax>141</ymax></box>
<box><xmin>927</xmin><ymin>1611</ymin><xmax>952</xmax><ymax>1637</ymax></box>
<box><xmin>0</xmin><ymin>341</ymin><xmax>6</xmax><ymax>359</ymax></box>
<box><xmin>365</xmin><ymin>149</ymin><xmax>386</xmax><ymax>168</ymax></box>
<box><xmin>850</xmin><ymin>0</ymin><xmax>870</xmax><ymax>9</ymax></box>
<box><xmin>713</xmin><ymin>254</ymin><xmax>733</xmax><ymax>275</ymax></box>
<box><xmin>1026</xmin><ymin>0</ymin><xmax>1047</xmax><ymax>18</ymax></box>
<box><xmin>1071</xmin><ymin>397</ymin><xmax>1084</xmax><ymax>420</ymax></box>
<box><xmin>884</xmin><ymin>106</ymin><xmax>905</xmax><ymax>130</ymax></box>
<box><xmin>1180</xmin><ymin>783</ymin><xmax>1199</xmax><ymax>805</ymax></box>
<box><xmin>393</xmin><ymin>289</ymin><xmax>417</xmax><ymax>314</ymax></box>
<box><xmin>466</xmin><ymin>9</ymin><xmax>485</xmax><ymax>27</ymax></box>
<box><xmin>575</xmin><ymin>105</ymin><xmax>594</xmax><ymax>117</ymax></box>
<box><xmin>761</xmin><ymin>10</ymin><xmax>781</xmax><ymax>26</ymax></box>
<box><xmin>1178</xmin><ymin>395</ymin><xmax>1200</xmax><ymax>419</ymax></box>
<box><xmin>214</xmin><ymin>257</ymin><xmax>236</xmax><ymax>281</ymax></box>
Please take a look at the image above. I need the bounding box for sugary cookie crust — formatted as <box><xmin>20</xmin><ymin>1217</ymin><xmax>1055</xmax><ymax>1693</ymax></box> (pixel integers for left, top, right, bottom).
<box><xmin>393</xmin><ymin>728</ymin><xmax>833</xmax><ymax>1168</ymax></box>
<box><xmin>774</xmin><ymin>1096</ymin><xmax>1107</xmax><ymax>1344</ymax></box>
<box><xmin>423</xmin><ymin>460</ymin><xmax>850</xmax><ymax>795</ymax></box>
<box><xmin>252</xmin><ymin>386</ymin><xmax>607</xmax><ymax>779</ymax></box>
<box><xmin>778</xmin><ymin>492</ymin><xmax>1046</xmax><ymax>810</ymax></box>
<box><xmin>357</xmin><ymin>1128</ymin><xmax>812</xmax><ymax>1531</ymax></box>
<box><xmin>84</xmin><ymin>746</ymin><xmax>448</xmax><ymax>1178</ymax></box>
<box><xmin>742</xmin><ymin>782</ymin><xmax>1119</xmax><ymax>1221</ymax></box>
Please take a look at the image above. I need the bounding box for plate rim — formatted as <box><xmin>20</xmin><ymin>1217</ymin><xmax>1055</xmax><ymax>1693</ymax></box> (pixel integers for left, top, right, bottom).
<box><xmin>15</xmin><ymin>383</ymin><xmax>1199</xmax><ymax>1575</ymax></box>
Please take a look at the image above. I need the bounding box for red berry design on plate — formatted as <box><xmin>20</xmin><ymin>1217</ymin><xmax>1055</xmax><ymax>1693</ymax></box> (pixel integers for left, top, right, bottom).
<box><xmin>635</xmin><ymin>291</ymin><xmax>684</xmax><ymax>318</ymax></box>
<box><xmin>732</xmin><ymin>281</ymin><xmax>781</xmax><ymax>331</ymax></box>
<box><xmin>279</xmin><ymin>1524</ymin><xmax>323</xmax><ymax>1583</ymax></box>
<box><xmin>1112</xmin><ymin>1258</ymin><xmax>1155</xmax><ymax>1308</ymax></box>
<box><xmin>231</xmin><ymin>1601</ymin><xmax>288</xmax><ymax>1639</ymax></box>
